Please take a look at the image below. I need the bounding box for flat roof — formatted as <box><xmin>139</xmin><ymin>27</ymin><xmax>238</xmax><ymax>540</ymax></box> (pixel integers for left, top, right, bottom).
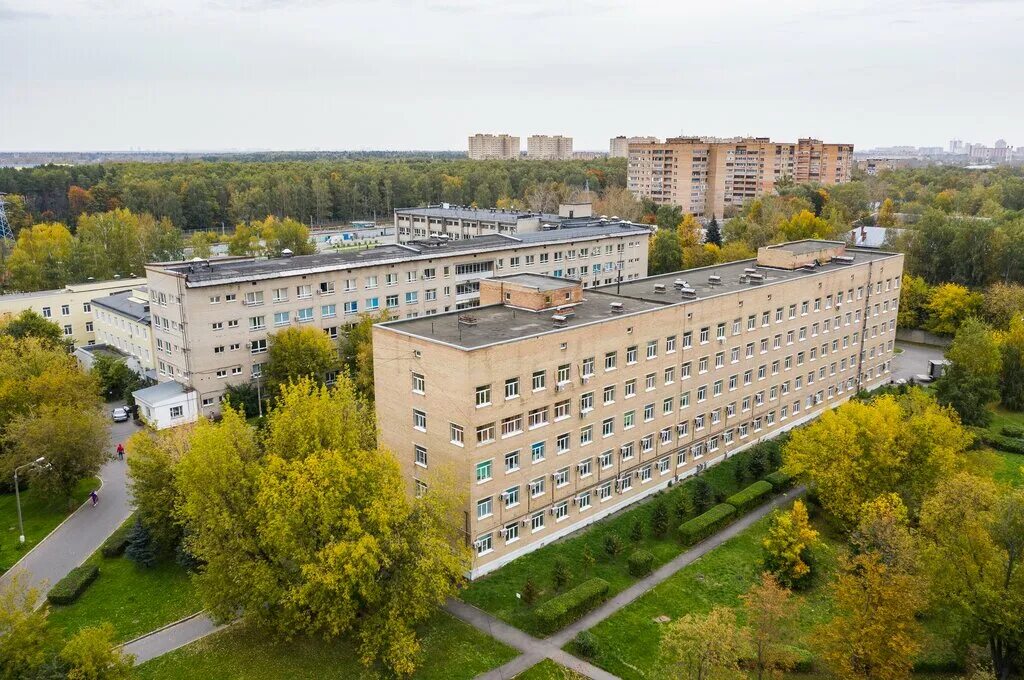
<box><xmin>150</xmin><ymin>222</ymin><xmax>651</xmax><ymax>287</ymax></box>
<box><xmin>383</xmin><ymin>289</ymin><xmax>667</xmax><ymax>349</ymax></box>
<box><xmin>379</xmin><ymin>246</ymin><xmax>899</xmax><ymax>350</ymax></box>
<box><xmin>491</xmin><ymin>273</ymin><xmax>578</xmax><ymax>292</ymax></box>
<box><xmin>394</xmin><ymin>206</ymin><xmax>560</xmax><ymax>223</ymax></box>
<box><xmin>601</xmin><ymin>247</ymin><xmax>896</xmax><ymax>305</ymax></box>
<box><xmin>762</xmin><ymin>239</ymin><xmax>845</xmax><ymax>255</ymax></box>
<box><xmin>90</xmin><ymin>288</ymin><xmax>150</xmax><ymax>323</ymax></box>
<box><xmin>133</xmin><ymin>380</ymin><xmax>192</xmax><ymax>405</ymax></box>
<box><xmin>0</xmin><ymin>277</ymin><xmax>143</xmax><ymax>302</ymax></box>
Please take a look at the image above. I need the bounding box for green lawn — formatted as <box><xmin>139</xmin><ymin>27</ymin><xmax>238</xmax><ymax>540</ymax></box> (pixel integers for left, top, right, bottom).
<box><xmin>514</xmin><ymin>659</ymin><xmax>584</xmax><ymax>679</ymax></box>
<box><xmin>580</xmin><ymin>502</ymin><xmax>965</xmax><ymax>678</ymax></box>
<box><xmin>0</xmin><ymin>477</ymin><xmax>99</xmax><ymax>572</ymax></box>
<box><xmin>989</xmin><ymin>449</ymin><xmax>1024</xmax><ymax>487</ymax></box>
<box><xmin>460</xmin><ymin>442</ymin><xmax>784</xmax><ymax>636</ymax></box>
<box><xmin>46</xmin><ymin>545</ymin><xmax>202</xmax><ymax>644</ymax></box>
<box><xmin>987</xmin><ymin>406</ymin><xmax>1024</xmax><ymax>437</ymax></box>
<box><xmin>132</xmin><ymin>612</ymin><xmax>517</xmax><ymax>680</ymax></box>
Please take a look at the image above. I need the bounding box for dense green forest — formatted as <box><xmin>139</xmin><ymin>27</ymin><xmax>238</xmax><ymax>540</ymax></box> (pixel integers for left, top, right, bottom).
<box><xmin>0</xmin><ymin>158</ymin><xmax>626</xmax><ymax>230</ymax></box>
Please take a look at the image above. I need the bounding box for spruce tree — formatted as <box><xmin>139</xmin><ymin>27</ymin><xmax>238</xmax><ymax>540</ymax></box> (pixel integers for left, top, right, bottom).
<box><xmin>125</xmin><ymin>518</ymin><xmax>157</xmax><ymax>568</ymax></box>
<box><xmin>705</xmin><ymin>216</ymin><xmax>723</xmax><ymax>246</ymax></box>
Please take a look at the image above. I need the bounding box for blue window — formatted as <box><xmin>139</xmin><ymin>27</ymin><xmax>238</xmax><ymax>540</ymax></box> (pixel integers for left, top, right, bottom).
<box><xmin>343</xmin><ymin>301</ymin><xmax>358</xmax><ymax>315</ymax></box>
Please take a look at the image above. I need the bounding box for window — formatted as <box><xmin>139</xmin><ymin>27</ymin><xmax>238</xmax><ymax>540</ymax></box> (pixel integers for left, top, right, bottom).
<box><xmin>505</xmin><ymin>377</ymin><xmax>520</xmax><ymax>400</ymax></box>
<box><xmin>531</xmin><ymin>512</ymin><xmax>545</xmax><ymax>532</ymax></box>
<box><xmin>274</xmin><ymin>311</ymin><xmax>290</xmax><ymax>327</ymax></box>
<box><xmin>646</xmin><ymin>340</ymin><xmax>658</xmax><ymax>359</ymax></box>
<box><xmin>554</xmin><ymin>467</ymin><xmax>570</xmax><ymax>487</ymax></box>
<box><xmin>582</xmin><ymin>357</ymin><xmax>595</xmax><ymax>377</ymax></box>
<box><xmin>532</xmin><ymin>370</ymin><xmax>546</xmax><ymax>391</ymax></box>
<box><xmin>405</xmin><ymin>291</ymin><xmax>418</xmax><ymax>304</ymax></box>
<box><xmin>450</xmin><ymin>423</ymin><xmax>464</xmax><ymax>445</ymax></box>
<box><xmin>169</xmin><ymin>406</ymin><xmax>184</xmax><ymax>419</ymax></box>
<box><xmin>475</xmin><ymin>533</ymin><xmax>492</xmax><ymax>555</ymax></box>
<box><xmin>41</xmin><ymin>307</ymin><xmax>51</xmax><ymax>318</ymax></box>
<box><xmin>476</xmin><ymin>460</ymin><xmax>492</xmax><ymax>483</ymax></box>
<box><xmin>528</xmin><ymin>407</ymin><xmax>548</xmax><ymax>428</ymax></box>
<box><xmin>682</xmin><ymin>331</ymin><xmax>692</xmax><ymax>348</ymax></box>
<box><xmin>700</xmin><ymin>326</ymin><xmax>710</xmax><ymax>343</ymax></box>
<box><xmin>505</xmin><ymin>450</ymin><xmax>520</xmax><ymax>472</ymax></box>
<box><xmin>554</xmin><ymin>501</ymin><xmax>569</xmax><ymax>521</ymax></box>
<box><xmin>415</xmin><ymin>445</ymin><xmax>428</xmax><ymax>467</ymax></box>
<box><xmin>626</xmin><ymin>345</ymin><xmax>638</xmax><ymax>364</ymax></box>
<box><xmin>476</xmin><ymin>497</ymin><xmax>492</xmax><ymax>519</ymax></box>
<box><xmin>411</xmin><ymin>372</ymin><xmax>425</xmax><ymax>394</ymax></box>
<box><xmin>602</xmin><ymin>417</ymin><xmax>614</xmax><ymax>437</ymax></box>
<box><xmin>531</xmin><ymin>441</ymin><xmax>545</xmax><ymax>462</ymax></box>
<box><xmin>413</xmin><ymin>409</ymin><xmax>427</xmax><ymax>431</ymax></box>
<box><xmin>557</xmin><ymin>363</ymin><xmax>571</xmax><ymax>384</ymax></box>
<box><xmin>625</xmin><ymin>379</ymin><xmax>637</xmax><ymax>398</ymax></box>
<box><xmin>244</xmin><ymin>291</ymin><xmax>264</xmax><ymax>306</ymax></box>
<box><xmin>250</xmin><ymin>339</ymin><xmax>268</xmax><ymax>354</ymax></box>
<box><xmin>580</xmin><ymin>392</ymin><xmax>594</xmax><ymax>412</ymax></box>
<box><xmin>63</xmin><ymin>324</ymin><xmax>73</xmax><ymax>336</ymax></box>
<box><xmin>503</xmin><ymin>485</ymin><xmax>519</xmax><ymax>507</ymax></box>
<box><xmin>579</xmin><ymin>425</ymin><xmax>593</xmax><ymax>446</ymax></box>
<box><xmin>556</xmin><ymin>432</ymin><xmax>570</xmax><ymax>454</ymax></box>
<box><xmin>501</xmin><ymin>414</ymin><xmax>522</xmax><ymax>436</ymax></box>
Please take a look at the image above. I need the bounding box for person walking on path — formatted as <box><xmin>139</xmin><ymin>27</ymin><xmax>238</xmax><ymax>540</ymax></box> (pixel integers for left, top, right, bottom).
<box><xmin>116</xmin><ymin>443</ymin><xmax>125</xmax><ymax>461</ymax></box>
<box><xmin>90</xmin><ymin>490</ymin><xmax>98</xmax><ymax>507</ymax></box>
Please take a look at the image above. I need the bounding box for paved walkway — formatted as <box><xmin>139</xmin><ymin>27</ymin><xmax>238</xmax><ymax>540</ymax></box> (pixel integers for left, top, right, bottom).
<box><xmin>455</xmin><ymin>486</ymin><xmax>805</xmax><ymax>679</ymax></box>
<box><xmin>0</xmin><ymin>452</ymin><xmax>135</xmax><ymax>600</ymax></box>
<box><xmin>120</xmin><ymin>611</ymin><xmax>228</xmax><ymax>664</ymax></box>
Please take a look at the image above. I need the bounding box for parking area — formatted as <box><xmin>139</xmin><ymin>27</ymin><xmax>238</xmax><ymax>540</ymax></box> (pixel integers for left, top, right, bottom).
<box><xmin>891</xmin><ymin>341</ymin><xmax>946</xmax><ymax>383</ymax></box>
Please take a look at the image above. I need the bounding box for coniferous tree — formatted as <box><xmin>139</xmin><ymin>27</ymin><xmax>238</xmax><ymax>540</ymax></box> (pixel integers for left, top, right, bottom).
<box><xmin>125</xmin><ymin>518</ymin><xmax>157</xmax><ymax>568</ymax></box>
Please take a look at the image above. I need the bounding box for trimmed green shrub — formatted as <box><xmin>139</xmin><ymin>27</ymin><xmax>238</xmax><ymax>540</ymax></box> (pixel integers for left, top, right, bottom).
<box><xmin>574</xmin><ymin>630</ymin><xmax>600</xmax><ymax>658</ymax></box>
<box><xmin>977</xmin><ymin>432</ymin><xmax>1024</xmax><ymax>455</ymax></box>
<box><xmin>679</xmin><ymin>503</ymin><xmax>736</xmax><ymax>545</ymax></box>
<box><xmin>630</xmin><ymin>519</ymin><xmax>644</xmax><ymax>541</ymax></box>
<box><xmin>764</xmin><ymin>470</ymin><xmax>795</xmax><ymax>490</ymax></box>
<box><xmin>100</xmin><ymin>520</ymin><xmax>134</xmax><ymax>558</ymax></box>
<box><xmin>627</xmin><ymin>549</ymin><xmax>655</xmax><ymax>577</ymax></box>
<box><xmin>1001</xmin><ymin>425</ymin><xmax>1024</xmax><ymax>438</ymax></box>
<box><xmin>47</xmin><ymin>565</ymin><xmax>99</xmax><ymax>605</ymax></box>
<box><xmin>534</xmin><ymin>577</ymin><xmax>610</xmax><ymax>633</ymax></box>
<box><xmin>726</xmin><ymin>480</ymin><xmax>773</xmax><ymax>513</ymax></box>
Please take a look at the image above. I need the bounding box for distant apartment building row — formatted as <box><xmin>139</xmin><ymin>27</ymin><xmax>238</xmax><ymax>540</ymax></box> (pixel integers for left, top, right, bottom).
<box><xmin>0</xmin><ymin>277</ymin><xmax>145</xmax><ymax>347</ymax></box>
<box><xmin>627</xmin><ymin>137</ymin><xmax>854</xmax><ymax>220</ymax></box>
<box><xmin>373</xmin><ymin>240</ymin><xmax>903</xmax><ymax>577</ymax></box>
<box><xmin>527</xmin><ymin>135</ymin><xmax>573</xmax><ymax>160</ymax></box>
<box><xmin>139</xmin><ymin>223</ymin><xmax>652</xmax><ymax>426</ymax></box>
<box><xmin>468</xmin><ymin>134</ymin><xmax>520</xmax><ymax>160</ymax></box>
<box><xmin>393</xmin><ymin>202</ymin><xmax>596</xmax><ymax>243</ymax></box>
<box><xmin>610</xmin><ymin>135</ymin><xmax>659</xmax><ymax>158</ymax></box>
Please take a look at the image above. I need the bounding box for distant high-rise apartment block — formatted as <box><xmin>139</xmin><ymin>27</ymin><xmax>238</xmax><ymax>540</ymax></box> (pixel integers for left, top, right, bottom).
<box><xmin>468</xmin><ymin>134</ymin><xmax>520</xmax><ymax>160</ymax></box>
<box><xmin>627</xmin><ymin>137</ymin><xmax>854</xmax><ymax>220</ymax></box>
<box><xmin>610</xmin><ymin>136</ymin><xmax>660</xmax><ymax>158</ymax></box>
<box><xmin>527</xmin><ymin>135</ymin><xmax>573</xmax><ymax>160</ymax></box>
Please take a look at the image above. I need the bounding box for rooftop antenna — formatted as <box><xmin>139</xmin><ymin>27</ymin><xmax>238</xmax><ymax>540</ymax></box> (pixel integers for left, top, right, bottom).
<box><xmin>0</xmin><ymin>193</ymin><xmax>14</xmax><ymax>242</ymax></box>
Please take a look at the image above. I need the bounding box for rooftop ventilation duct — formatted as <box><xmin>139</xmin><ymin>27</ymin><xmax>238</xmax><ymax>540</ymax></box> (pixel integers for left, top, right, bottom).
<box><xmin>653</xmin><ymin>283</ymin><xmax>667</xmax><ymax>294</ymax></box>
<box><xmin>610</xmin><ymin>302</ymin><xmax>624</xmax><ymax>314</ymax></box>
<box><xmin>281</xmin><ymin>248</ymin><xmax>293</xmax><ymax>258</ymax></box>
<box><xmin>708</xmin><ymin>274</ymin><xmax>721</xmax><ymax>285</ymax></box>
<box><xmin>552</xmin><ymin>314</ymin><xmax>569</xmax><ymax>327</ymax></box>
<box><xmin>680</xmin><ymin>287</ymin><xmax>698</xmax><ymax>299</ymax></box>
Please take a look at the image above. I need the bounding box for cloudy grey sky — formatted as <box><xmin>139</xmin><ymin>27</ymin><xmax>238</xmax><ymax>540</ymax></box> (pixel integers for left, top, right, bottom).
<box><xmin>1</xmin><ymin>0</ymin><xmax>1021</xmax><ymax>151</ymax></box>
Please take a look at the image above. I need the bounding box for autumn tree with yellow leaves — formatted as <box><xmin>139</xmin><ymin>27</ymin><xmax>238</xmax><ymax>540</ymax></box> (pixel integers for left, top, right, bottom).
<box><xmin>175</xmin><ymin>378</ymin><xmax>468</xmax><ymax>677</ymax></box>
<box><xmin>762</xmin><ymin>500</ymin><xmax>820</xmax><ymax>589</ymax></box>
<box><xmin>783</xmin><ymin>390</ymin><xmax>970</xmax><ymax>526</ymax></box>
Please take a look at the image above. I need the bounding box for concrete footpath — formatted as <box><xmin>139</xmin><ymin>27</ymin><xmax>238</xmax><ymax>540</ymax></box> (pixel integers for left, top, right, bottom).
<box><xmin>0</xmin><ymin>456</ymin><xmax>134</xmax><ymax>600</ymax></box>
<box><xmin>120</xmin><ymin>611</ymin><xmax>227</xmax><ymax>664</ymax></box>
<box><xmin>461</xmin><ymin>486</ymin><xmax>805</xmax><ymax>679</ymax></box>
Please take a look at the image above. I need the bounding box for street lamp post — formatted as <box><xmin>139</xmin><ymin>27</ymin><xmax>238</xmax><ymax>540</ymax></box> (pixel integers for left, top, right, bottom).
<box><xmin>13</xmin><ymin>457</ymin><xmax>47</xmax><ymax>544</ymax></box>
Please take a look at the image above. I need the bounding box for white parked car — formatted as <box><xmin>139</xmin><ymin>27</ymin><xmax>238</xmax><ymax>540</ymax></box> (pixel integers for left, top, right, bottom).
<box><xmin>111</xmin><ymin>406</ymin><xmax>131</xmax><ymax>423</ymax></box>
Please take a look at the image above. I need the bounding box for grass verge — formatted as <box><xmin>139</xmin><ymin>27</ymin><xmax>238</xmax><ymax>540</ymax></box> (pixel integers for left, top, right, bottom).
<box><xmin>0</xmin><ymin>476</ymin><xmax>99</xmax><ymax>572</ymax></box>
<box><xmin>46</xmin><ymin>519</ymin><xmax>201</xmax><ymax>644</ymax></box>
<box><xmin>514</xmin><ymin>658</ymin><xmax>585</xmax><ymax>679</ymax></box>
<box><xmin>131</xmin><ymin>611</ymin><xmax>517</xmax><ymax>680</ymax></box>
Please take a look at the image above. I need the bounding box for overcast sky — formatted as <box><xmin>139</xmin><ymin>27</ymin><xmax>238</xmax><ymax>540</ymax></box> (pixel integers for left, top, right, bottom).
<box><xmin>1</xmin><ymin>0</ymin><xmax>1021</xmax><ymax>152</ymax></box>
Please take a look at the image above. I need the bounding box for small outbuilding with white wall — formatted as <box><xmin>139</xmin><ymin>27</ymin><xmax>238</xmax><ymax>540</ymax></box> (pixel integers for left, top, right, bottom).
<box><xmin>132</xmin><ymin>381</ymin><xmax>198</xmax><ymax>430</ymax></box>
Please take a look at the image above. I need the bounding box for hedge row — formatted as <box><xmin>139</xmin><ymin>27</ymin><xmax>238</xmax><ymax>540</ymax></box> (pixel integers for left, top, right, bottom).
<box><xmin>976</xmin><ymin>432</ymin><xmax>1024</xmax><ymax>455</ymax></box>
<box><xmin>47</xmin><ymin>565</ymin><xmax>99</xmax><ymax>605</ymax></box>
<box><xmin>627</xmin><ymin>549</ymin><xmax>655</xmax><ymax>577</ymax></box>
<box><xmin>764</xmin><ymin>470</ymin><xmax>795</xmax><ymax>490</ymax></box>
<box><xmin>679</xmin><ymin>503</ymin><xmax>736</xmax><ymax>545</ymax></box>
<box><xmin>726</xmin><ymin>480</ymin><xmax>774</xmax><ymax>513</ymax></box>
<box><xmin>534</xmin><ymin>577</ymin><xmax>610</xmax><ymax>634</ymax></box>
<box><xmin>100</xmin><ymin>520</ymin><xmax>135</xmax><ymax>558</ymax></box>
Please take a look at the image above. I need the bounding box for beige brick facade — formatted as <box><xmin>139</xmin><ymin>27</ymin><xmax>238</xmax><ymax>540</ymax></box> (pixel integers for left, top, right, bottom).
<box><xmin>144</xmin><ymin>226</ymin><xmax>650</xmax><ymax>418</ymax></box>
<box><xmin>468</xmin><ymin>134</ymin><xmax>520</xmax><ymax>160</ymax></box>
<box><xmin>373</xmin><ymin>241</ymin><xmax>903</xmax><ymax>578</ymax></box>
